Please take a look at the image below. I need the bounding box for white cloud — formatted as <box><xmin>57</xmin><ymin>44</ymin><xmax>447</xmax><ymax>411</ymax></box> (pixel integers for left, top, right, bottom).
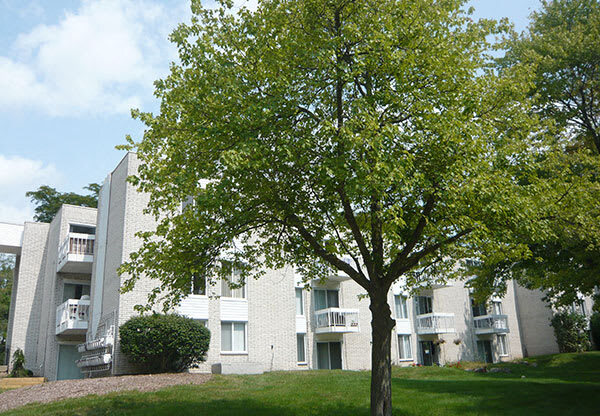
<box><xmin>0</xmin><ymin>155</ymin><xmax>62</xmax><ymax>223</ymax></box>
<box><xmin>0</xmin><ymin>0</ymin><xmax>189</xmax><ymax>116</ymax></box>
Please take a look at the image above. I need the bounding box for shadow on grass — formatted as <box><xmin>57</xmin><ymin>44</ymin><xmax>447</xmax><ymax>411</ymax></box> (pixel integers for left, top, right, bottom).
<box><xmin>489</xmin><ymin>351</ymin><xmax>600</xmax><ymax>383</ymax></box>
<box><xmin>391</xmin><ymin>374</ymin><xmax>600</xmax><ymax>415</ymax></box>
<box><xmin>6</xmin><ymin>395</ymin><xmax>370</xmax><ymax>416</ymax></box>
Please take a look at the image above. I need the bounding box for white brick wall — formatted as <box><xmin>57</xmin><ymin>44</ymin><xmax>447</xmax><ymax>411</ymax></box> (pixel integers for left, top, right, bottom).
<box><xmin>8</xmin><ymin>151</ymin><xmax>589</xmax><ymax>379</ymax></box>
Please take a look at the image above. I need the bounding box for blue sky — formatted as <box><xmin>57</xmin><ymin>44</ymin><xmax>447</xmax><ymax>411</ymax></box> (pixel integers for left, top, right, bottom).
<box><xmin>0</xmin><ymin>0</ymin><xmax>542</xmax><ymax>223</ymax></box>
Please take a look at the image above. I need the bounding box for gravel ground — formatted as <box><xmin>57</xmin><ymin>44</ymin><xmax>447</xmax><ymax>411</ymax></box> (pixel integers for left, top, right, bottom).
<box><xmin>0</xmin><ymin>373</ymin><xmax>211</xmax><ymax>413</ymax></box>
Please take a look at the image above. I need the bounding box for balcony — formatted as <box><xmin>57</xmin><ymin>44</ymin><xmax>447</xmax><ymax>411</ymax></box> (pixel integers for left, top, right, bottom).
<box><xmin>57</xmin><ymin>233</ymin><xmax>95</xmax><ymax>273</ymax></box>
<box><xmin>314</xmin><ymin>308</ymin><xmax>360</xmax><ymax>334</ymax></box>
<box><xmin>415</xmin><ymin>313</ymin><xmax>455</xmax><ymax>335</ymax></box>
<box><xmin>473</xmin><ymin>314</ymin><xmax>509</xmax><ymax>335</ymax></box>
<box><xmin>56</xmin><ymin>299</ymin><xmax>90</xmax><ymax>335</ymax></box>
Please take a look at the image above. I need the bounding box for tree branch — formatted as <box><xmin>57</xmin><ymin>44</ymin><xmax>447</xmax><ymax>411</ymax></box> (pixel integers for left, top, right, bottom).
<box><xmin>287</xmin><ymin>213</ymin><xmax>371</xmax><ymax>290</ymax></box>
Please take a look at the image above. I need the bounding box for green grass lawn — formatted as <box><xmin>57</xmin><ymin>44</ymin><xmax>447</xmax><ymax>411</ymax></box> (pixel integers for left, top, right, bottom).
<box><xmin>3</xmin><ymin>352</ymin><xmax>600</xmax><ymax>415</ymax></box>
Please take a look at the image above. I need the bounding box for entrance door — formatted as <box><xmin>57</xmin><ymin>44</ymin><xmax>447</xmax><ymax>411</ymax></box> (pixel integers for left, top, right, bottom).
<box><xmin>317</xmin><ymin>342</ymin><xmax>342</xmax><ymax>369</ymax></box>
<box><xmin>477</xmin><ymin>340</ymin><xmax>493</xmax><ymax>363</ymax></box>
<box><xmin>57</xmin><ymin>344</ymin><xmax>83</xmax><ymax>380</ymax></box>
<box><xmin>419</xmin><ymin>341</ymin><xmax>435</xmax><ymax>366</ymax></box>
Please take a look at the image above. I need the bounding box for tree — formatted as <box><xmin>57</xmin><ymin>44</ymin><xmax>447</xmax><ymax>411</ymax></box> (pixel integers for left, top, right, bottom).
<box><xmin>119</xmin><ymin>314</ymin><xmax>210</xmax><ymax>373</ymax></box>
<box><xmin>476</xmin><ymin>0</ymin><xmax>600</xmax><ymax>306</ymax></box>
<box><xmin>550</xmin><ymin>311</ymin><xmax>591</xmax><ymax>353</ymax></box>
<box><xmin>0</xmin><ymin>254</ymin><xmax>14</xmax><ymax>365</ymax></box>
<box><xmin>119</xmin><ymin>1</ymin><xmax>548</xmax><ymax>414</ymax></box>
<box><xmin>26</xmin><ymin>183</ymin><xmax>101</xmax><ymax>223</ymax></box>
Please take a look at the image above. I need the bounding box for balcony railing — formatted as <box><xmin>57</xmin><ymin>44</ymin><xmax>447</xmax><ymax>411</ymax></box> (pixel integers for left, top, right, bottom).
<box><xmin>314</xmin><ymin>308</ymin><xmax>360</xmax><ymax>333</ymax></box>
<box><xmin>473</xmin><ymin>314</ymin><xmax>509</xmax><ymax>334</ymax></box>
<box><xmin>57</xmin><ymin>233</ymin><xmax>95</xmax><ymax>273</ymax></box>
<box><xmin>415</xmin><ymin>312</ymin><xmax>455</xmax><ymax>334</ymax></box>
<box><xmin>56</xmin><ymin>299</ymin><xmax>90</xmax><ymax>335</ymax></box>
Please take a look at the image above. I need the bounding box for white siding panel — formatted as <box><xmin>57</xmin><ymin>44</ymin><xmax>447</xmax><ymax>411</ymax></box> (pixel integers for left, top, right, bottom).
<box><xmin>177</xmin><ymin>296</ymin><xmax>209</xmax><ymax>320</ymax></box>
<box><xmin>296</xmin><ymin>315</ymin><xmax>307</xmax><ymax>333</ymax></box>
<box><xmin>396</xmin><ymin>319</ymin><xmax>411</xmax><ymax>334</ymax></box>
<box><xmin>220</xmin><ymin>298</ymin><xmax>248</xmax><ymax>321</ymax></box>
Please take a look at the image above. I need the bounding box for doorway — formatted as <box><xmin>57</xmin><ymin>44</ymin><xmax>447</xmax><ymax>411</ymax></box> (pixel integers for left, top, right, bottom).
<box><xmin>57</xmin><ymin>344</ymin><xmax>83</xmax><ymax>380</ymax></box>
<box><xmin>419</xmin><ymin>341</ymin><xmax>437</xmax><ymax>366</ymax></box>
<box><xmin>317</xmin><ymin>342</ymin><xmax>342</xmax><ymax>369</ymax></box>
<box><xmin>477</xmin><ymin>340</ymin><xmax>493</xmax><ymax>363</ymax></box>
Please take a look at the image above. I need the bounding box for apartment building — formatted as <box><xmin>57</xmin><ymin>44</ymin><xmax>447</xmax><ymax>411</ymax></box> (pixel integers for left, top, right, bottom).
<box><xmin>2</xmin><ymin>152</ymin><xmax>593</xmax><ymax>380</ymax></box>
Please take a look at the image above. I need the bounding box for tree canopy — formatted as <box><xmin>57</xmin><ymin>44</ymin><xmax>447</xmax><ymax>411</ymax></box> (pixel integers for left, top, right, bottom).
<box><xmin>26</xmin><ymin>183</ymin><xmax>100</xmax><ymax>223</ymax></box>
<box><xmin>119</xmin><ymin>0</ymin><xmax>552</xmax><ymax>414</ymax></box>
<box><xmin>473</xmin><ymin>0</ymin><xmax>600</xmax><ymax>306</ymax></box>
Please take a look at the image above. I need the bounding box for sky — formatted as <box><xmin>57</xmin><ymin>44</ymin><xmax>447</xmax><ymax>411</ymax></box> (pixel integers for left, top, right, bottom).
<box><xmin>0</xmin><ymin>0</ymin><xmax>542</xmax><ymax>224</ymax></box>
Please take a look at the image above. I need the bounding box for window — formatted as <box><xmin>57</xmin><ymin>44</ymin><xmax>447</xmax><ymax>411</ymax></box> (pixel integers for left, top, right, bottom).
<box><xmin>415</xmin><ymin>296</ymin><xmax>432</xmax><ymax>315</ymax></box>
<box><xmin>295</xmin><ymin>288</ymin><xmax>304</xmax><ymax>316</ymax></box>
<box><xmin>63</xmin><ymin>283</ymin><xmax>90</xmax><ymax>302</ymax></box>
<box><xmin>492</xmin><ymin>301</ymin><xmax>503</xmax><ymax>315</ymax></box>
<box><xmin>297</xmin><ymin>334</ymin><xmax>306</xmax><ymax>363</ymax></box>
<box><xmin>190</xmin><ymin>274</ymin><xmax>206</xmax><ymax>296</ymax></box>
<box><xmin>69</xmin><ymin>224</ymin><xmax>95</xmax><ymax>235</ymax></box>
<box><xmin>497</xmin><ymin>334</ymin><xmax>508</xmax><ymax>356</ymax></box>
<box><xmin>570</xmin><ymin>300</ymin><xmax>587</xmax><ymax>316</ymax></box>
<box><xmin>471</xmin><ymin>298</ymin><xmax>487</xmax><ymax>317</ymax></box>
<box><xmin>221</xmin><ymin>322</ymin><xmax>246</xmax><ymax>352</ymax></box>
<box><xmin>398</xmin><ymin>335</ymin><xmax>412</xmax><ymax>360</ymax></box>
<box><xmin>395</xmin><ymin>295</ymin><xmax>408</xmax><ymax>319</ymax></box>
<box><xmin>314</xmin><ymin>289</ymin><xmax>339</xmax><ymax>310</ymax></box>
<box><xmin>221</xmin><ymin>262</ymin><xmax>246</xmax><ymax>299</ymax></box>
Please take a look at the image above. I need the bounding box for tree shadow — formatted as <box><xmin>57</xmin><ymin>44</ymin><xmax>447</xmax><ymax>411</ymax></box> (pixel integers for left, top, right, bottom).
<box><xmin>391</xmin><ymin>371</ymin><xmax>599</xmax><ymax>415</ymax></box>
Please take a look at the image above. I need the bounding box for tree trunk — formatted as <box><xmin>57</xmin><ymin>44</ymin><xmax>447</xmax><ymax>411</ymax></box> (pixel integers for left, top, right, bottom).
<box><xmin>369</xmin><ymin>292</ymin><xmax>395</xmax><ymax>416</ymax></box>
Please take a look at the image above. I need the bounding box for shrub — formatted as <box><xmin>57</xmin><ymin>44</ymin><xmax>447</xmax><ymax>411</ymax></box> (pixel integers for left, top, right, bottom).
<box><xmin>590</xmin><ymin>313</ymin><xmax>600</xmax><ymax>350</ymax></box>
<box><xmin>9</xmin><ymin>348</ymin><xmax>32</xmax><ymax>377</ymax></box>
<box><xmin>120</xmin><ymin>313</ymin><xmax>210</xmax><ymax>373</ymax></box>
<box><xmin>550</xmin><ymin>311</ymin><xmax>591</xmax><ymax>353</ymax></box>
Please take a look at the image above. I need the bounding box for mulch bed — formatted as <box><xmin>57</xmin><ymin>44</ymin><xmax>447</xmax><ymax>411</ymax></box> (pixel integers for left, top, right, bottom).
<box><xmin>0</xmin><ymin>373</ymin><xmax>211</xmax><ymax>412</ymax></box>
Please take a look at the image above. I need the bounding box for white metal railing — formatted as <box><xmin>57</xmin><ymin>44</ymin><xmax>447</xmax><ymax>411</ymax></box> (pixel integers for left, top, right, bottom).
<box><xmin>473</xmin><ymin>314</ymin><xmax>509</xmax><ymax>334</ymax></box>
<box><xmin>415</xmin><ymin>313</ymin><xmax>455</xmax><ymax>334</ymax></box>
<box><xmin>55</xmin><ymin>299</ymin><xmax>90</xmax><ymax>334</ymax></box>
<box><xmin>76</xmin><ymin>353</ymin><xmax>112</xmax><ymax>368</ymax></box>
<box><xmin>314</xmin><ymin>308</ymin><xmax>359</xmax><ymax>333</ymax></box>
<box><xmin>58</xmin><ymin>232</ymin><xmax>95</xmax><ymax>267</ymax></box>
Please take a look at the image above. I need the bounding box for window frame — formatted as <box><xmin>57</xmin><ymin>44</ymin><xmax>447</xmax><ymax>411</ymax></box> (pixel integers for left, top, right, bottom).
<box><xmin>220</xmin><ymin>262</ymin><xmax>246</xmax><ymax>299</ymax></box>
<box><xmin>220</xmin><ymin>321</ymin><xmax>248</xmax><ymax>354</ymax></box>
<box><xmin>416</xmin><ymin>296</ymin><xmax>433</xmax><ymax>315</ymax></box>
<box><xmin>297</xmin><ymin>334</ymin><xmax>307</xmax><ymax>364</ymax></box>
<box><xmin>314</xmin><ymin>289</ymin><xmax>340</xmax><ymax>310</ymax></box>
<box><xmin>497</xmin><ymin>334</ymin><xmax>508</xmax><ymax>356</ymax></box>
<box><xmin>398</xmin><ymin>334</ymin><xmax>412</xmax><ymax>361</ymax></box>
<box><xmin>189</xmin><ymin>274</ymin><xmax>207</xmax><ymax>296</ymax></box>
<box><xmin>295</xmin><ymin>288</ymin><xmax>304</xmax><ymax>316</ymax></box>
<box><xmin>394</xmin><ymin>295</ymin><xmax>409</xmax><ymax>319</ymax></box>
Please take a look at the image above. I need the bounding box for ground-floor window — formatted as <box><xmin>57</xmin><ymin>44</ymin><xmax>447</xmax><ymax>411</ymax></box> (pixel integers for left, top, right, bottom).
<box><xmin>297</xmin><ymin>334</ymin><xmax>306</xmax><ymax>363</ymax></box>
<box><xmin>221</xmin><ymin>321</ymin><xmax>247</xmax><ymax>353</ymax></box>
<box><xmin>398</xmin><ymin>335</ymin><xmax>412</xmax><ymax>360</ymax></box>
<box><xmin>497</xmin><ymin>334</ymin><xmax>508</xmax><ymax>356</ymax></box>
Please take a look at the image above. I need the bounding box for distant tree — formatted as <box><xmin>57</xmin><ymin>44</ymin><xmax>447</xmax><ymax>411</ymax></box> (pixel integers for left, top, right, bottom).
<box><xmin>0</xmin><ymin>255</ymin><xmax>14</xmax><ymax>365</ymax></box>
<box><xmin>118</xmin><ymin>1</ymin><xmax>552</xmax><ymax>414</ymax></box>
<box><xmin>551</xmin><ymin>311</ymin><xmax>591</xmax><ymax>353</ymax></box>
<box><xmin>472</xmin><ymin>0</ymin><xmax>600</xmax><ymax>306</ymax></box>
<box><xmin>26</xmin><ymin>183</ymin><xmax>100</xmax><ymax>223</ymax></box>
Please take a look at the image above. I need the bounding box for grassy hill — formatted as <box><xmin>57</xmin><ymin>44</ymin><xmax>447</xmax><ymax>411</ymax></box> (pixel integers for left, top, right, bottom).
<box><xmin>3</xmin><ymin>351</ymin><xmax>600</xmax><ymax>415</ymax></box>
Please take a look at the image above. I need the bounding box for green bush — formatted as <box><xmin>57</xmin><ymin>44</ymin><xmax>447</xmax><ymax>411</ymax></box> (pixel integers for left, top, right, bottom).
<box><xmin>550</xmin><ymin>311</ymin><xmax>591</xmax><ymax>353</ymax></box>
<box><xmin>590</xmin><ymin>313</ymin><xmax>600</xmax><ymax>350</ymax></box>
<box><xmin>119</xmin><ymin>313</ymin><xmax>210</xmax><ymax>373</ymax></box>
<box><xmin>9</xmin><ymin>348</ymin><xmax>32</xmax><ymax>377</ymax></box>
